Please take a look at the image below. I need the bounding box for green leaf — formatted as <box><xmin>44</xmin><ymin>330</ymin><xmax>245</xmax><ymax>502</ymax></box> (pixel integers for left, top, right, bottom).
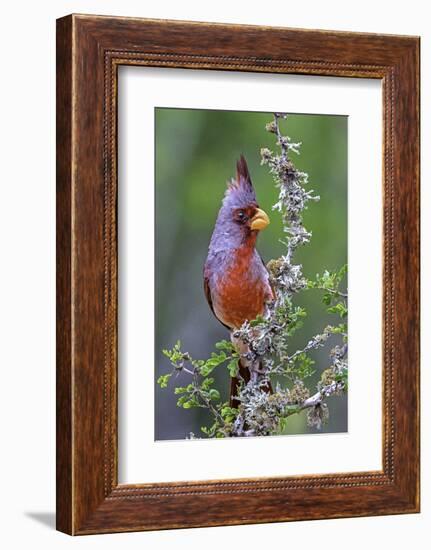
<box><xmin>327</xmin><ymin>302</ymin><xmax>348</xmax><ymax>318</ymax></box>
<box><xmin>329</xmin><ymin>323</ymin><xmax>347</xmax><ymax>335</ymax></box>
<box><xmin>209</xmin><ymin>389</ymin><xmax>220</xmax><ymax>401</ymax></box>
<box><xmin>162</xmin><ymin>340</ymin><xmax>191</xmax><ymax>369</ymax></box>
<box><xmin>215</xmin><ymin>340</ymin><xmax>235</xmax><ymax>352</ymax></box>
<box><xmin>335</xmin><ymin>374</ymin><xmax>348</xmax><ymax>392</ymax></box>
<box><xmin>338</xmin><ymin>264</ymin><xmax>348</xmax><ymax>279</ymax></box>
<box><xmin>157</xmin><ymin>373</ymin><xmax>172</xmax><ymax>388</ymax></box>
<box><xmin>199</xmin><ymin>351</ymin><xmax>229</xmax><ymax>376</ymax></box>
<box><xmin>200</xmin><ymin>421</ymin><xmax>218</xmax><ymax>437</ymax></box>
<box><xmin>176</xmin><ymin>395</ymin><xmax>189</xmax><ymax>407</ymax></box>
<box><xmin>277</xmin><ymin>417</ymin><xmax>288</xmax><ymax>434</ymax></box>
<box><xmin>201</xmin><ymin>377</ymin><xmax>214</xmax><ymax>390</ymax></box>
<box><xmin>322</xmin><ymin>293</ymin><xmax>331</xmax><ymax>305</ymax></box>
<box><xmin>291</xmin><ymin>352</ymin><xmax>315</xmax><ymax>379</ymax></box>
<box><xmin>180</xmin><ymin>396</ymin><xmax>200</xmax><ymax>409</ymax></box>
<box><xmin>227</xmin><ymin>358</ymin><xmax>239</xmax><ymax>378</ymax></box>
<box><xmin>199</xmin><ymin>366</ymin><xmax>211</xmax><ymax>376</ymax></box>
<box><xmin>249</xmin><ymin>314</ymin><xmax>265</xmax><ymax>327</ymax></box>
<box><xmin>221</xmin><ymin>406</ymin><xmax>238</xmax><ymax>423</ymax></box>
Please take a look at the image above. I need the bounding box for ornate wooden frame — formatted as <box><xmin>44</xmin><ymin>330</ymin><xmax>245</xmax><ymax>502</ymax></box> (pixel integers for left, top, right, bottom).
<box><xmin>56</xmin><ymin>14</ymin><xmax>420</xmax><ymax>535</ymax></box>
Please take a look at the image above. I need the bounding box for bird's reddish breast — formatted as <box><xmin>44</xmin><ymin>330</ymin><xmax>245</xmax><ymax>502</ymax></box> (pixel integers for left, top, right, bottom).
<box><xmin>212</xmin><ymin>246</ymin><xmax>271</xmax><ymax>329</ymax></box>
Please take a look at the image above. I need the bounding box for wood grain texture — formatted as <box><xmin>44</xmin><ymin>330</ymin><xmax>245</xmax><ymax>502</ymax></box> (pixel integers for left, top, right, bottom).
<box><xmin>56</xmin><ymin>15</ymin><xmax>73</xmax><ymax>535</ymax></box>
<box><xmin>56</xmin><ymin>14</ymin><xmax>420</xmax><ymax>535</ymax></box>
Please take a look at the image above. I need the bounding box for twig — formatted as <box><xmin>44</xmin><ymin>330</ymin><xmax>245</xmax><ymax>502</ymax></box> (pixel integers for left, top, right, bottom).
<box><xmin>195</xmin><ymin>390</ymin><xmax>224</xmax><ymax>425</ymax></box>
<box><xmin>300</xmin><ymin>381</ymin><xmax>344</xmax><ymax>410</ymax></box>
<box><xmin>312</xmin><ymin>287</ymin><xmax>348</xmax><ymax>299</ymax></box>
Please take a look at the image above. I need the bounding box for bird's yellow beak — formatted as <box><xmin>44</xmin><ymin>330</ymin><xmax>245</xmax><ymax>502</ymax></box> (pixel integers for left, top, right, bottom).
<box><xmin>250</xmin><ymin>208</ymin><xmax>270</xmax><ymax>231</ymax></box>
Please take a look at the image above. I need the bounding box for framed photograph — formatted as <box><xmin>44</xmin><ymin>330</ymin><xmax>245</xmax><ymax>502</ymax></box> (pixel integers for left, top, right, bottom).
<box><xmin>56</xmin><ymin>14</ymin><xmax>420</xmax><ymax>535</ymax></box>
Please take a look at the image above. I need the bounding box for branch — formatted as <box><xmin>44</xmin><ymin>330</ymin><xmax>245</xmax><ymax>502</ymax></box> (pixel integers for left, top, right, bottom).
<box><xmin>287</xmin><ymin>327</ymin><xmax>332</xmax><ymax>361</ymax></box>
<box><xmin>301</xmin><ymin>380</ymin><xmax>345</xmax><ymax>410</ymax></box>
<box><xmin>313</xmin><ymin>287</ymin><xmax>348</xmax><ymax>299</ymax></box>
<box><xmin>195</xmin><ymin>390</ymin><xmax>224</xmax><ymax>425</ymax></box>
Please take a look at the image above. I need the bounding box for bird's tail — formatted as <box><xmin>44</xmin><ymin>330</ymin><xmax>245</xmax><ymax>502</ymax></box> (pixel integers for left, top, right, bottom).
<box><xmin>229</xmin><ymin>360</ymin><xmax>273</xmax><ymax>408</ymax></box>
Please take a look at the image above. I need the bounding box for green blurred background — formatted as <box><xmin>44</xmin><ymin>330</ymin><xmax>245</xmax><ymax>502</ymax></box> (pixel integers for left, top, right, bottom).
<box><xmin>155</xmin><ymin>108</ymin><xmax>347</xmax><ymax>440</ymax></box>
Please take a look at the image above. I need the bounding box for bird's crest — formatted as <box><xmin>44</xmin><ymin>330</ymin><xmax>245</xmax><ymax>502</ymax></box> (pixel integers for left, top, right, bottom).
<box><xmin>224</xmin><ymin>155</ymin><xmax>257</xmax><ymax>206</ymax></box>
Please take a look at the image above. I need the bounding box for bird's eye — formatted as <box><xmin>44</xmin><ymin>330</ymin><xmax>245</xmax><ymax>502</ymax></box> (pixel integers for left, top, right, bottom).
<box><xmin>236</xmin><ymin>210</ymin><xmax>248</xmax><ymax>223</ymax></box>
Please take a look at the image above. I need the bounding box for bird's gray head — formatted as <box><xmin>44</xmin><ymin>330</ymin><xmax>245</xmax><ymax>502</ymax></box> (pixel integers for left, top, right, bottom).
<box><xmin>208</xmin><ymin>155</ymin><xmax>270</xmax><ymax>253</ymax></box>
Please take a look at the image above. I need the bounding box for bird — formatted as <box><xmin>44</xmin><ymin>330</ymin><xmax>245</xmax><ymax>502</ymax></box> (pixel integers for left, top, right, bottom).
<box><xmin>203</xmin><ymin>155</ymin><xmax>274</xmax><ymax>407</ymax></box>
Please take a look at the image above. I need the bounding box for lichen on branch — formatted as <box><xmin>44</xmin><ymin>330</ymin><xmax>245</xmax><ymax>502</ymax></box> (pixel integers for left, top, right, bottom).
<box><xmin>158</xmin><ymin>113</ymin><xmax>348</xmax><ymax>438</ymax></box>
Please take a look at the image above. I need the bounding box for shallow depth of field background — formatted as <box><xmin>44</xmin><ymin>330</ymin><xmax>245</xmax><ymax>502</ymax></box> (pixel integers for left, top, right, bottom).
<box><xmin>155</xmin><ymin>108</ymin><xmax>347</xmax><ymax>440</ymax></box>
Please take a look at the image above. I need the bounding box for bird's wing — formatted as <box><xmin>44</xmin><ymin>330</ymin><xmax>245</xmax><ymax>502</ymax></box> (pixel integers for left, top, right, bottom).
<box><xmin>204</xmin><ymin>275</ymin><xmax>230</xmax><ymax>330</ymax></box>
<box><xmin>203</xmin><ymin>275</ymin><xmax>214</xmax><ymax>314</ymax></box>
